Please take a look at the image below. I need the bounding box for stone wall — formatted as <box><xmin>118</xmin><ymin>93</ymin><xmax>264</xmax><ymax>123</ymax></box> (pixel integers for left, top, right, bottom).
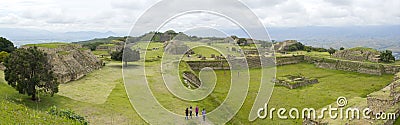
<box><xmin>186</xmin><ymin>56</ymin><xmax>276</xmax><ymax>70</ymax></box>
<box><xmin>275</xmin><ymin>79</ymin><xmax>318</xmax><ymax>89</ymax></box>
<box><xmin>27</xmin><ymin>44</ymin><xmax>103</xmax><ymax>83</ymax></box>
<box><xmin>182</xmin><ymin>71</ymin><xmax>201</xmax><ymax>88</ymax></box>
<box><xmin>186</xmin><ymin>61</ymin><xmax>230</xmax><ymax>70</ymax></box>
<box><xmin>186</xmin><ymin>54</ymin><xmax>399</xmax><ymax>75</ymax></box>
<box><xmin>367</xmin><ymin>96</ymin><xmax>396</xmax><ymax>114</ymax></box>
<box><xmin>304</xmin><ymin>56</ymin><xmax>400</xmax><ymax>75</ymax></box>
<box><xmin>276</xmin><ymin>55</ymin><xmax>304</xmax><ymax>66</ymax></box>
<box><xmin>367</xmin><ymin>72</ymin><xmax>400</xmax><ymax>115</ymax></box>
<box><xmin>333</xmin><ymin>49</ymin><xmax>380</xmax><ymax>62</ymax></box>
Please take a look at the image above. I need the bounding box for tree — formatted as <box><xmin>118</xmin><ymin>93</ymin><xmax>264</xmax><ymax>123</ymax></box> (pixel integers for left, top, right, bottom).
<box><xmin>122</xmin><ymin>47</ymin><xmax>140</xmax><ymax>67</ymax></box>
<box><xmin>164</xmin><ymin>30</ymin><xmax>176</xmax><ymax>34</ymax></box>
<box><xmin>0</xmin><ymin>37</ymin><xmax>16</xmax><ymax>53</ymax></box>
<box><xmin>0</xmin><ymin>51</ymin><xmax>9</xmax><ymax>62</ymax></box>
<box><xmin>328</xmin><ymin>47</ymin><xmax>336</xmax><ymax>55</ymax></box>
<box><xmin>380</xmin><ymin>50</ymin><xmax>395</xmax><ymax>63</ymax></box>
<box><xmin>4</xmin><ymin>47</ymin><xmax>59</xmax><ymax>101</ymax></box>
<box><xmin>340</xmin><ymin>47</ymin><xmax>345</xmax><ymax>50</ymax></box>
<box><xmin>111</xmin><ymin>50</ymin><xmax>123</xmax><ymax>61</ymax></box>
<box><xmin>237</xmin><ymin>38</ymin><xmax>247</xmax><ymax>45</ymax></box>
<box><xmin>230</xmin><ymin>35</ymin><xmax>238</xmax><ymax>40</ymax></box>
<box><xmin>261</xmin><ymin>41</ymin><xmax>272</xmax><ymax>48</ymax></box>
<box><xmin>111</xmin><ymin>47</ymin><xmax>140</xmax><ymax>66</ymax></box>
<box><xmin>286</xmin><ymin>42</ymin><xmax>305</xmax><ymax>51</ymax></box>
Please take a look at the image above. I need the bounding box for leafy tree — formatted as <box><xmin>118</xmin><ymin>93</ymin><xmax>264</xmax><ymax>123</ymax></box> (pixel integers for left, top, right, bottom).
<box><xmin>164</xmin><ymin>30</ymin><xmax>176</xmax><ymax>34</ymax></box>
<box><xmin>237</xmin><ymin>38</ymin><xmax>247</xmax><ymax>45</ymax></box>
<box><xmin>122</xmin><ymin>47</ymin><xmax>140</xmax><ymax>67</ymax></box>
<box><xmin>111</xmin><ymin>47</ymin><xmax>140</xmax><ymax>66</ymax></box>
<box><xmin>340</xmin><ymin>47</ymin><xmax>345</xmax><ymax>50</ymax></box>
<box><xmin>287</xmin><ymin>42</ymin><xmax>305</xmax><ymax>51</ymax></box>
<box><xmin>260</xmin><ymin>41</ymin><xmax>272</xmax><ymax>48</ymax></box>
<box><xmin>328</xmin><ymin>47</ymin><xmax>336</xmax><ymax>55</ymax></box>
<box><xmin>0</xmin><ymin>51</ymin><xmax>9</xmax><ymax>62</ymax></box>
<box><xmin>4</xmin><ymin>47</ymin><xmax>59</xmax><ymax>101</ymax></box>
<box><xmin>0</xmin><ymin>37</ymin><xmax>16</xmax><ymax>53</ymax></box>
<box><xmin>111</xmin><ymin>50</ymin><xmax>123</xmax><ymax>61</ymax></box>
<box><xmin>230</xmin><ymin>35</ymin><xmax>238</xmax><ymax>40</ymax></box>
<box><xmin>380</xmin><ymin>50</ymin><xmax>395</xmax><ymax>63</ymax></box>
<box><xmin>152</xmin><ymin>35</ymin><xmax>161</xmax><ymax>42</ymax></box>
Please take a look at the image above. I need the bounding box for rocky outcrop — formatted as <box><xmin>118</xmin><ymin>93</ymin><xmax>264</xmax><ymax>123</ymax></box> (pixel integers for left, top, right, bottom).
<box><xmin>24</xmin><ymin>44</ymin><xmax>103</xmax><ymax>83</ymax></box>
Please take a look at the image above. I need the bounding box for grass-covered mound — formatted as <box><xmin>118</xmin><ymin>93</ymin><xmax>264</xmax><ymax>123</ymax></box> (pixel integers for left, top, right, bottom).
<box><xmin>24</xmin><ymin>42</ymin><xmax>72</xmax><ymax>48</ymax></box>
<box><xmin>0</xmin><ymin>100</ymin><xmax>81</xmax><ymax>124</ymax></box>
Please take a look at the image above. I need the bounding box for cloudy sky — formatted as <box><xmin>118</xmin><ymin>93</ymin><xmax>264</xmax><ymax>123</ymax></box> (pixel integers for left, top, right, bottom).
<box><xmin>1</xmin><ymin>0</ymin><xmax>399</xmax><ymax>35</ymax></box>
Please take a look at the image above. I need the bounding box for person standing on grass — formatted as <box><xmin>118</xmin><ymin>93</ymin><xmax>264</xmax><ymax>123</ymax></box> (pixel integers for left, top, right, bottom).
<box><xmin>189</xmin><ymin>106</ymin><xmax>193</xmax><ymax>119</ymax></box>
<box><xmin>195</xmin><ymin>106</ymin><xmax>199</xmax><ymax>117</ymax></box>
<box><xmin>185</xmin><ymin>108</ymin><xmax>189</xmax><ymax>120</ymax></box>
<box><xmin>202</xmin><ymin>108</ymin><xmax>206</xmax><ymax>121</ymax></box>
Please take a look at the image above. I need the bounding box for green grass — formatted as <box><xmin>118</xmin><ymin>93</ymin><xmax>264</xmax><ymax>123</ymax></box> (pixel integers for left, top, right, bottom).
<box><xmin>58</xmin><ymin>62</ymin><xmax>122</xmax><ymax>104</ymax></box>
<box><xmin>24</xmin><ymin>42</ymin><xmax>71</xmax><ymax>48</ymax></box>
<box><xmin>98</xmin><ymin>44</ymin><xmax>116</xmax><ymax>47</ymax></box>
<box><xmin>395</xmin><ymin>117</ymin><xmax>400</xmax><ymax>125</ymax></box>
<box><xmin>348</xmin><ymin>47</ymin><xmax>380</xmax><ymax>53</ymax></box>
<box><xmin>191</xmin><ymin>46</ymin><xmax>222</xmax><ymax>58</ymax></box>
<box><xmin>133</xmin><ymin>41</ymin><xmax>394</xmax><ymax>124</ymax></box>
<box><xmin>228</xmin><ymin>63</ymin><xmax>393</xmax><ymax>124</ymax></box>
<box><xmin>1</xmin><ymin>41</ymin><xmax>398</xmax><ymax>124</ymax></box>
<box><xmin>0</xmin><ymin>62</ymin><xmax>145</xmax><ymax>124</ymax></box>
<box><xmin>57</xmin><ymin>51</ymin><xmax>69</xmax><ymax>55</ymax></box>
<box><xmin>0</xmin><ymin>100</ymin><xmax>80</xmax><ymax>124</ymax></box>
<box><xmin>92</xmin><ymin>50</ymin><xmax>109</xmax><ymax>56</ymax></box>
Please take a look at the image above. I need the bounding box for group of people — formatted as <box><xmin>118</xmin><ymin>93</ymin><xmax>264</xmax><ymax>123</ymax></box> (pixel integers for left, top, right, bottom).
<box><xmin>185</xmin><ymin>106</ymin><xmax>206</xmax><ymax>121</ymax></box>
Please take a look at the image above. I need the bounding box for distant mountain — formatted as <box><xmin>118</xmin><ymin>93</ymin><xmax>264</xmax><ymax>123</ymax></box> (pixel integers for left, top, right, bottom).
<box><xmin>1</xmin><ymin>25</ymin><xmax>399</xmax><ymax>54</ymax></box>
<box><xmin>0</xmin><ymin>28</ymin><xmax>116</xmax><ymax>46</ymax></box>
<box><xmin>266</xmin><ymin>25</ymin><xmax>400</xmax><ymax>51</ymax></box>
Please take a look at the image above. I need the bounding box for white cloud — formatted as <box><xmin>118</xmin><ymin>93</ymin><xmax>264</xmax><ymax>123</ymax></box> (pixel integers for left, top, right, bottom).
<box><xmin>0</xmin><ymin>0</ymin><xmax>399</xmax><ymax>34</ymax></box>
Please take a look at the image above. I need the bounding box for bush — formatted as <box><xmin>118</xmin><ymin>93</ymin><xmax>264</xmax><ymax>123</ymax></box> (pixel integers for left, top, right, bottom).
<box><xmin>0</xmin><ymin>37</ymin><xmax>15</xmax><ymax>53</ymax></box>
<box><xmin>380</xmin><ymin>50</ymin><xmax>395</xmax><ymax>63</ymax></box>
<box><xmin>286</xmin><ymin>42</ymin><xmax>305</xmax><ymax>51</ymax></box>
<box><xmin>0</xmin><ymin>51</ymin><xmax>9</xmax><ymax>62</ymax></box>
<box><xmin>48</xmin><ymin>106</ymin><xmax>88</xmax><ymax>125</ymax></box>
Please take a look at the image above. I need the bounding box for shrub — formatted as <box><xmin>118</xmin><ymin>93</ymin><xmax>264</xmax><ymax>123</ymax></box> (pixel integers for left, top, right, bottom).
<box><xmin>48</xmin><ymin>106</ymin><xmax>88</xmax><ymax>125</ymax></box>
<box><xmin>0</xmin><ymin>51</ymin><xmax>9</xmax><ymax>62</ymax></box>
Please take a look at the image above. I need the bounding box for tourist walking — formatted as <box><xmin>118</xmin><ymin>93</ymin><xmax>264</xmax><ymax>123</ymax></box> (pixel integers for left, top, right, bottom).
<box><xmin>185</xmin><ymin>108</ymin><xmax>189</xmax><ymax>120</ymax></box>
<box><xmin>202</xmin><ymin>108</ymin><xmax>206</xmax><ymax>121</ymax></box>
<box><xmin>195</xmin><ymin>106</ymin><xmax>199</xmax><ymax>117</ymax></box>
<box><xmin>189</xmin><ymin>106</ymin><xmax>193</xmax><ymax>119</ymax></box>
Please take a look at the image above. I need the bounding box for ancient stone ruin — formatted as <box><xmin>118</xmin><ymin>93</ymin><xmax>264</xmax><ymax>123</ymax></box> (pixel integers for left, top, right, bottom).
<box><xmin>273</xmin><ymin>40</ymin><xmax>298</xmax><ymax>53</ymax></box>
<box><xmin>333</xmin><ymin>48</ymin><xmax>381</xmax><ymax>62</ymax></box>
<box><xmin>182</xmin><ymin>71</ymin><xmax>201</xmax><ymax>88</ymax></box>
<box><xmin>164</xmin><ymin>40</ymin><xmax>190</xmax><ymax>55</ymax></box>
<box><xmin>366</xmin><ymin>72</ymin><xmax>400</xmax><ymax>124</ymax></box>
<box><xmin>274</xmin><ymin>74</ymin><xmax>318</xmax><ymax>89</ymax></box>
<box><xmin>24</xmin><ymin>44</ymin><xmax>103</xmax><ymax>83</ymax></box>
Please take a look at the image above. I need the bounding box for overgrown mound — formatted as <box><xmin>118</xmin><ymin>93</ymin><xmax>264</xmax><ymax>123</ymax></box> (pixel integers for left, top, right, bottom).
<box><xmin>333</xmin><ymin>47</ymin><xmax>380</xmax><ymax>62</ymax></box>
<box><xmin>0</xmin><ymin>100</ymin><xmax>80</xmax><ymax>124</ymax></box>
<box><xmin>164</xmin><ymin>40</ymin><xmax>190</xmax><ymax>55</ymax></box>
<box><xmin>22</xmin><ymin>43</ymin><xmax>103</xmax><ymax>83</ymax></box>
